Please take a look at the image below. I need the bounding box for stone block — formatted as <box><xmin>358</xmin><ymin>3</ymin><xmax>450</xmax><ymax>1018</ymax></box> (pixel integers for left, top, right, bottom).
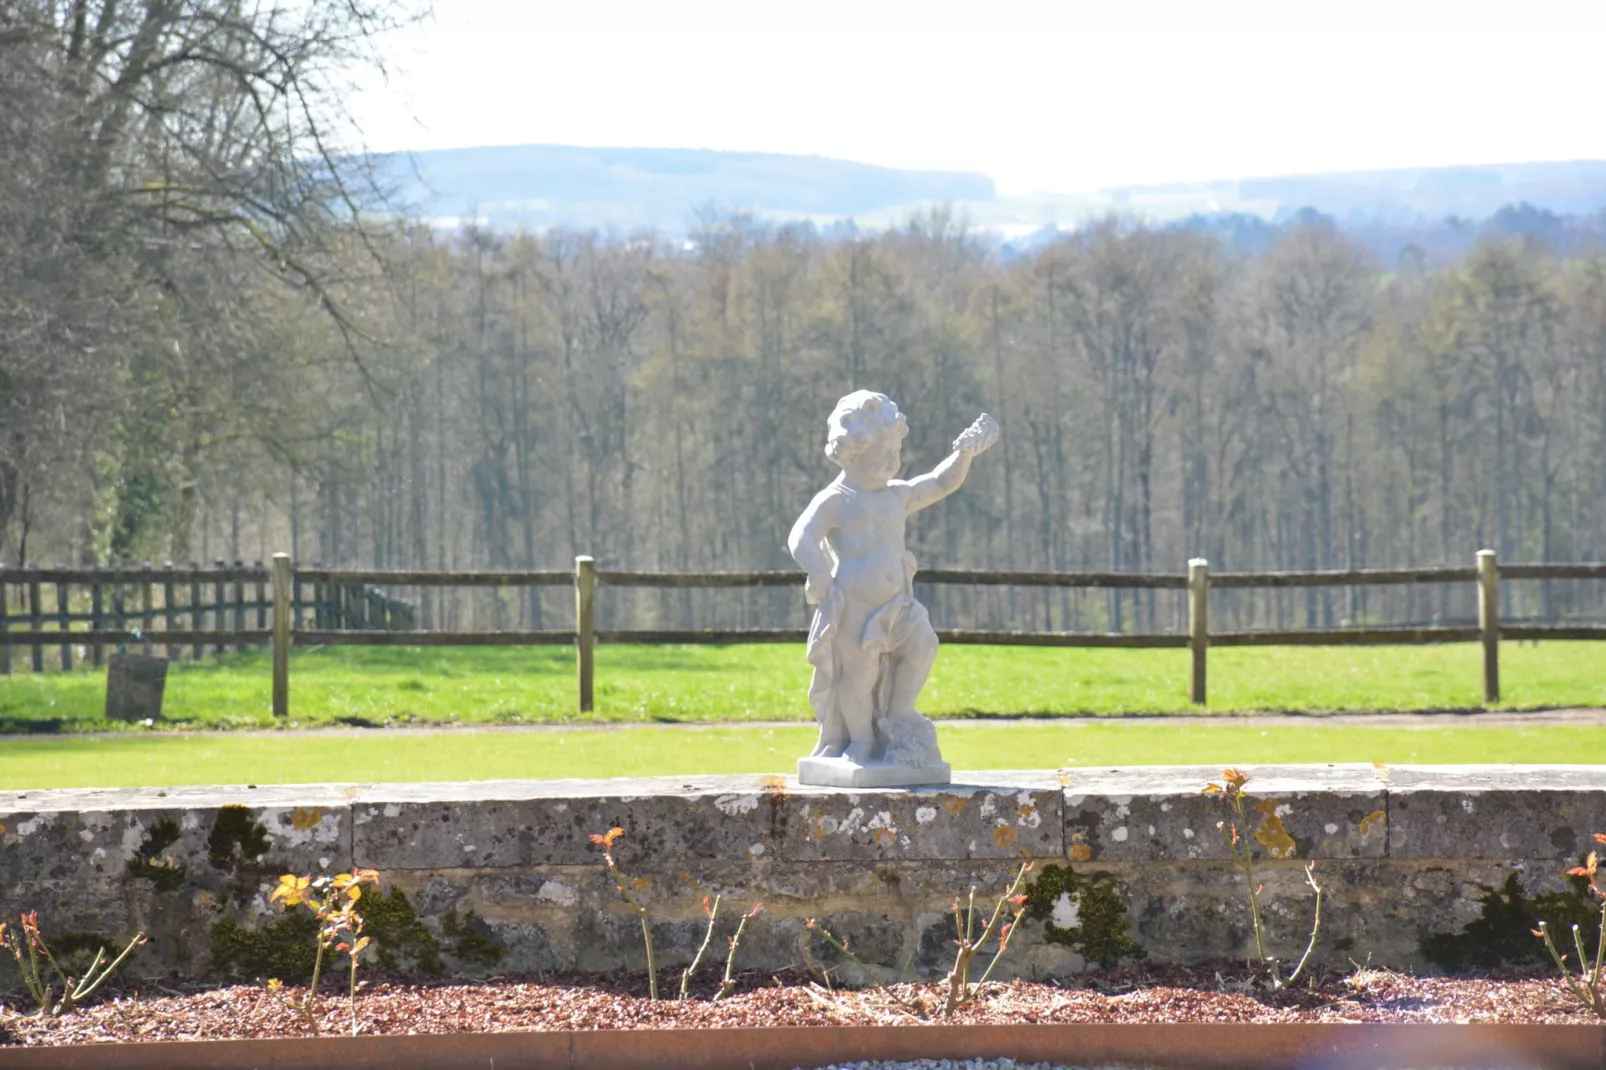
<box><xmin>1060</xmin><ymin>764</ymin><xmax>1388</xmax><ymax>863</ymax></box>
<box><xmin>0</xmin><ymin>785</ymin><xmax>351</xmax><ymax>887</ymax></box>
<box><xmin>349</xmin><ymin>776</ymin><xmax>781</xmax><ymax>870</ymax></box>
<box><xmin>1386</xmin><ymin>765</ymin><xmax>1606</xmax><ymax>860</ymax></box>
<box><xmin>781</xmin><ymin>772</ymin><xmax>1061</xmax><ymax>862</ymax></box>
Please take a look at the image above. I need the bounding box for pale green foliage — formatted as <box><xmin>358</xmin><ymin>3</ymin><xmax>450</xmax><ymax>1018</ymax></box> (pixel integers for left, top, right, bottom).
<box><xmin>0</xmin><ymin>912</ymin><xmax>145</xmax><ymax>1018</ymax></box>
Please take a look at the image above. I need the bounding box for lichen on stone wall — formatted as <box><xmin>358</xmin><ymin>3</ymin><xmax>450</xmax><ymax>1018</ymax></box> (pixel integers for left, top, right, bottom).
<box><xmin>125</xmin><ymin>819</ymin><xmax>187</xmax><ymax>892</ymax></box>
<box><xmin>1419</xmin><ymin>869</ymin><xmax>1601</xmax><ymax>971</ymax></box>
<box><xmin>1023</xmin><ymin>864</ymin><xmax>1144</xmax><ymax>968</ymax></box>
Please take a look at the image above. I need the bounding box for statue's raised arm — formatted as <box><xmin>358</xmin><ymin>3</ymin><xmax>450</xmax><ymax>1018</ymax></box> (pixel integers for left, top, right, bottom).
<box><xmin>898</xmin><ymin>412</ymin><xmax>1000</xmax><ymax>515</ymax></box>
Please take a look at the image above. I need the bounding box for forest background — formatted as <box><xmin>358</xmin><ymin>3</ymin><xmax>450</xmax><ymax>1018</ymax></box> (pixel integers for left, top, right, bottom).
<box><xmin>4</xmin><ymin>0</ymin><xmax>1606</xmax><ymax>641</ymax></box>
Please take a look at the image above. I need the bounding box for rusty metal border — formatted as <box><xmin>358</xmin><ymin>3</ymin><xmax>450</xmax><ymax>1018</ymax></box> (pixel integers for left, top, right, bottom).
<box><xmin>1</xmin><ymin>1023</ymin><xmax>1601</xmax><ymax>1070</ymax></box>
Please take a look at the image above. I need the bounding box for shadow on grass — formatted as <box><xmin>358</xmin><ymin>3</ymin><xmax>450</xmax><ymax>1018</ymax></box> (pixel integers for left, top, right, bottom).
<box><xmin>0</xmin><ymin>734</ymin><xmax>180</xmax><ymax>757</ymax></box>
<box><xmin>0</xmin><ymin>717</ymin><xmax>65</xmax><ymax>734</ymax></box>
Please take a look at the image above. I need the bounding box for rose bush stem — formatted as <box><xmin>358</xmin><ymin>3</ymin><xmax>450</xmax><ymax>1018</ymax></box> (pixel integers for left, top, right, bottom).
<box><xmin>680</xmin><ymin>894</ymin><xmax>720</xmax><ymax>1000</ymax></box>
<box><xmin>715</xmin><ymin>906</ymin><xmax>760</xmax><ymax>1001</ymax></box>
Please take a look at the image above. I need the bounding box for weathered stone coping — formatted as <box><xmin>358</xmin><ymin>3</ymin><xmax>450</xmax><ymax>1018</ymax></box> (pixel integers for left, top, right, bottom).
<box><xmin>5</xmin><ymin>764</ymin><xmax>1603</xmax><ymax>873</ymax></box>
<box><xmin>7</xmin><ymin>765</ymin><xmax>1604</xmax><ymax>979</ymax></box>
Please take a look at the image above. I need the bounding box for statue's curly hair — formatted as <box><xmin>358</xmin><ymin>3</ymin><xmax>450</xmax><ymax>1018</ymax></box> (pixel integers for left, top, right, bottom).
<box><xmin>825</xmin><ymin>390</ymin><xmax>907</xmax><ymax>467</ymax></box>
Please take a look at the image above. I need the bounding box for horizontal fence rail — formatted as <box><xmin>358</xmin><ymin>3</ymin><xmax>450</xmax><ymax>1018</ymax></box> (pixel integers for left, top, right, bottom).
<box><xmin>292</xmin><ymin>568</ymin><xmax>572</xmax><ymax>587</ymax></box>
<box><xmin>1208</xmin><ymin>626</ymin><xmax>1485</xmax><ymax>647</ymax></box>
<box><xmin>1210</xmin><ymin>566</ymin><xmax>1479</xmax><ymax>588</ymax></box>
<box><xmin>1</xmin><ymin>550</ymin><xmax>1603</xmax><ymax>718</ymax></box>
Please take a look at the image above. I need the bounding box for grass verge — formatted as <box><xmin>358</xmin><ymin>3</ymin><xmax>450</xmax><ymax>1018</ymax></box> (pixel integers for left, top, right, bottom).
<box><xmin>0</xmin><ymin>641</ymin><xmax>1601</xmax><ymax>733</ymax></box>
<box><xmin>1</xmin><ymin>721</ymin><xmax>1601</xmax><ymax>789</ymax></box>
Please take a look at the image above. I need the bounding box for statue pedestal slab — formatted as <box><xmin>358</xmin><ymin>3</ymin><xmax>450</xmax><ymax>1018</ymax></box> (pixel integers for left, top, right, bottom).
<box><xmin>797</xmin><ymin>756</ymin><xmax>951</xmax><ymax>788</ymax></box>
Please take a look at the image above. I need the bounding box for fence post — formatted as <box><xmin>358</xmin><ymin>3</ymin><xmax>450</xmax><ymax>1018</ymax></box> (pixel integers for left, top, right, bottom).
<box><xmin>1477</xmin><ymin>549</ymin><xmax>1500</xmax><ymax>704</ymax></box>
<box><xmin>1188</xmin><ymin>558</ymin><xmax>1209</xmax><ymax>705</ymax></box>
<box><xmin>140</xmin><ymin>563</ymin><xmax>154</xmax><ymax>656</ymax></box>
<box><xmin>0</xmin><ymin>567</ymin><xmax>9</xmax><ymax>676</ymax></box>
<box><xmin>313</xmin><ymin>561</ymin><xmax>326</xmax><ymax>630</ymax></box>
<box><xmin>254</xmin><ymin>560</ymin><xmax>267</xmax><ymax>636</ymax></box>
<box><xmin>112</xmin><ymin>579</ymin><xmax>125</xmax><ymax>651</ymax></box>
<box><xmin>189</xmin><ymin>563</ymin><xmax>204</xmax><ymax>661</ymax></box>
<box><xmin>90</xmin><ymin>567</ymin><xmax>104</xmax><ymax>667</ymax></box>
<box><xmin>55</xmin><ymin>565</ymin><xmax>72</xmax><ymax>671</ymax></box>
<box><xmin>28</xmin><ymin>563</ymin><xmax>42</xmax><ymax>673</ymax></box>
<box><xmin>575</xmin><ymin>555</ymin><xmax>596</xmax><ymax>714</ymax></box>
<box><xmin>272</xmin><ymin>553</ymin><xmax>292</xmax><ymax>718</ymax></box>
<box><xmin>162</xmin><ymin>563</ymin><xmax>177</xmax><ymax>661</ymax></box>
<box><xmin>232</xmin><ymin>559</ymin><xmax>246</xmax><ymax>639</ymax></box>
<box><xmin>213</xmin><ymin>559</ymin><xmax>227</xmax><ymax>655</ymax></box>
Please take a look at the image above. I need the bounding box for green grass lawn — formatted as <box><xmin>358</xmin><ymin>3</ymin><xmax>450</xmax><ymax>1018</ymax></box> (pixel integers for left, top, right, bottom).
<box><xmin>0</xmin><ymin>641</ymin><xmax>1601</xmax><ymax>733</ymax></box>
<box><xmin>1</xmin><ymin>720</ymin><xmax>1600</xmax><ymax>789</ymax></box>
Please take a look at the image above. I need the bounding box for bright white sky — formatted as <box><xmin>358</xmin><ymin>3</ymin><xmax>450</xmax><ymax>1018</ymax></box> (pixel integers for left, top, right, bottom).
<box><xmin>347</xmin><ymin>0</ymin><xmax>1606</xmax><ymax>196</ymax></box>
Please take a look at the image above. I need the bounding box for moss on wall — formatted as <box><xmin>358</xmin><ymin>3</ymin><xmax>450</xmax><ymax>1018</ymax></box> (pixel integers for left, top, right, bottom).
<box><xmin>210</xmin><ymin>913</ymin><xmax>321</xmax><ymax>980</ymax></box>
<box><xmin>1023</xmin><ymin>864</ymin><xmax>1144</xmax><ymax>968</ymax></box>
<box><xmin>124</xmin><ymin>819</ymin><xmax>187</xmax><ymax>892</ymax></box>
<box><xmin>363</xmin><ymin>887</ymin><xmax>445</xmax><ymax>974</ymax></box>
<box><xmin>207</xmin><ymin>806</ymin><xmax>271</xmax><ymax>871</ymax></box>
<box><xmin>441</xmin><ymin>909</ymin><xmax>507</xmax><ymax>968</ymax></box>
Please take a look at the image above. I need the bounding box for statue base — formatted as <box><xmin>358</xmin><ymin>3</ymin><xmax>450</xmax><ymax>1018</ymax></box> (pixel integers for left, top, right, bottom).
<box><xmin>796</xmin><ymin>756</ymin><xmax>952</xmax><ymax>788</ymax></box>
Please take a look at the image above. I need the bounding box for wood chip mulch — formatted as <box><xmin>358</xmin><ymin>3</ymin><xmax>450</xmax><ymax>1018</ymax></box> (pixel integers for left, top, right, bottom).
<box><xmin>0</xmin><ymin>964</ymin><xmax>1593</xmax><ymax>1046</ymax></box>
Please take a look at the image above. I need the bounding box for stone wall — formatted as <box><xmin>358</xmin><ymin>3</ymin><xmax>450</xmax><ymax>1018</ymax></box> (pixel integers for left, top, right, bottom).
<box><xmin>2</xmin><ymin>765</ymin><xmax>1602</xmax><ymax>984</ymax></box>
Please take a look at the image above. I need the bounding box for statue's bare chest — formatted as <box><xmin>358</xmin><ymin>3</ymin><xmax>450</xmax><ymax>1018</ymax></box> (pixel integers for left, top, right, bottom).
<box><xmin>834</xmin><ymin>489</ymin><xmax>904</xmax><ymax>539</ymax></box>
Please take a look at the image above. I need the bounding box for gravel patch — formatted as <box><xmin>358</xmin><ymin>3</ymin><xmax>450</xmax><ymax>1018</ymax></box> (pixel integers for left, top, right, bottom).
<box><xmin>0</xmin><ymin>964</ymin><xmax>1590</xmax><ymax>1047</ymax></box>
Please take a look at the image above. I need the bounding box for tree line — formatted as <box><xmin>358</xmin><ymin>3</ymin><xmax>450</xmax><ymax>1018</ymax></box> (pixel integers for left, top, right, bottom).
<box><xmin>4</xmin><ymin>4</ymin><xmax>1605</xmax><ymax>635</ymax></box>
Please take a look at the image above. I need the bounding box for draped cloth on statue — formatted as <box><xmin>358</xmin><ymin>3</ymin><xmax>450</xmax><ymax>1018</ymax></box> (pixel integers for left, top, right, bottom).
<box><xmin>806</xmin><ymin>551</ymin><xmax>928</xmax><ymax>758</ymax></box>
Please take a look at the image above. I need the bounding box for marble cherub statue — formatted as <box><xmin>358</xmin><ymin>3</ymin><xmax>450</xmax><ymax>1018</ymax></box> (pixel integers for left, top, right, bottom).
<box><xmin>787</xmin><ymin>390</ymin><xmax>999</xmax><ymax>787</ymax></box>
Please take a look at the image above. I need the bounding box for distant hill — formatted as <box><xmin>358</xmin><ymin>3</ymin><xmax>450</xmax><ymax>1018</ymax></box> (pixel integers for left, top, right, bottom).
<box><xmin>1130</xmin><ymin>160</ymin><xmax>1606</xmax><ymax>223</ymax></box>
<box><xmin>373</xmin><ymin>144</ymin><xmax>995</xmax><ymax>230</ymax></box>
<box><xmin>372</xmin><ymin>145</ymin><xmax>1606</xmax><ymax>238</ymax></box>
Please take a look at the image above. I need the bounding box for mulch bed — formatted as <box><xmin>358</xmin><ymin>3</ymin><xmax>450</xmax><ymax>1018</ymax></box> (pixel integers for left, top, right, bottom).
<box><xmin>0</xmin><ymin>964</ymin><xmax>1593</xmax><ymax>1046</ymax></box>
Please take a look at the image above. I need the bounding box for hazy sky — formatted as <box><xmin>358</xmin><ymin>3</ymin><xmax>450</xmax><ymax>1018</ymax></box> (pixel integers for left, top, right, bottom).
<box><xmin>346</xmin><ymin>0</ymin><xmax>1606</xmax><ymax>196</ymax></box>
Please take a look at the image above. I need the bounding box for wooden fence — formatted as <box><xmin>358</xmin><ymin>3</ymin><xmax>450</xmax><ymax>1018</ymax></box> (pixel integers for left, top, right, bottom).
<box><xmin>0</xmin><ymin>560</ymin><xmax>413</xmax><ymax>674</ymax></box>
<box><xmin>1</xmin><ymin>551</ymin><xmax>1603</xmax><ymax>716</ymax></box>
